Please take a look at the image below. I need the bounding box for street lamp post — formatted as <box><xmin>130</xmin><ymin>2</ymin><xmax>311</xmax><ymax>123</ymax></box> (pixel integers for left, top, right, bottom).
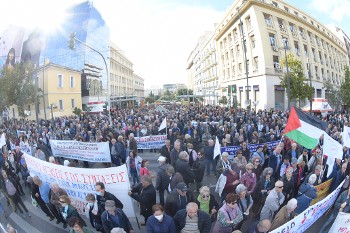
<box><xmin>307</xmin><ymin>58</ymin><xmax>313</xmax><ymax>114</ymax></box>
<box><xmin>283</xmin><ymin>39</ymin><xmax>291</xmax><ymax>111</ymax></box>
<box><xmin>69</xmin><ymin>33</ymin><xmax>112</xmax><ymax>123</ymax></box>
<box><xmin>237</xmin><ymin>5</ymin><xmax>250</xmax><ymax>113</ymax></box>
<box><xmin>50</xmin><ymin>104</ymin><xmax>54</xmax><ymax>130</ymax></box>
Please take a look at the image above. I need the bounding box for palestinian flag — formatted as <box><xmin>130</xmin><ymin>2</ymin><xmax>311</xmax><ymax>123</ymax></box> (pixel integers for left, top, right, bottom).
<box><xmin>284</xmin><ymin>107</ymin><xmax>327</xmax><ymax>149</ymax></box>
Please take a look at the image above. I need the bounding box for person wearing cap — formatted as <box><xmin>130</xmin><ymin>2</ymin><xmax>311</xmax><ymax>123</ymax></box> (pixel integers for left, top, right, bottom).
<box><xmin>176</xmin><ymin>151</ymin><xmax>195</xmax><ymax>186</ymax></box>
<box><xmin>101</xmin><ymin>200</ymin><xmax>134</xmax><ymax>233</ymax></box>
<box><xmin>260</xmin><ymin>180</ymin><xmax>285</xmax><ymax>221</ymax></box>
<box><xmin>155</xmin><ymin>156</ymin><xmax>170</xmax><ymax>207</ymax></box>
<box><xmin>295</xmin><ymin>174</ymin><xmax>317</xmax><ymax>214</ymax></box>
<box><xmin>174</xmin><ymin>202</ymin><xmax>211</xmax><ymax>233</ymax></box>
<box><xmin>128</xmin><ymin>175</ymin><xmax>156</xmax><ymax>225</ymax></box>
<box><xmin>165</xmin><ymin>182</ymin><xmax>194</xmax><ymax>217</ymax></box>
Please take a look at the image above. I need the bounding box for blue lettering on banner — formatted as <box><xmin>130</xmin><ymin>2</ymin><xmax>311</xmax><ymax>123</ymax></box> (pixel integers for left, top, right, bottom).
<box><xmin>220</xmin><ymin>141</ymin><xmax>279</xmax><ymax>160</ymax></box>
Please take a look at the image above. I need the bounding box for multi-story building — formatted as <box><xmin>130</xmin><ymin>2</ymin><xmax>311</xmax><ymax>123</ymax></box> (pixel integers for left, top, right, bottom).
<box><xmin>189</xmin><ymin>0</ymin><xmax>349</xmax><ymax>110</ymax></box>
<box><xmin>329</xmin><ymin>26</ymin><xmax>350</xmax><ymax>67</ymax></box>
<box><xmin>133</xmin><ymin>74</ymin><xmax>145</xmax><ymax>98</ymax></box>
<box><xmin>163</xmin><ymin>84</ymin><xmax>187</xmax><ymax>93</ymax></box>
<box><xmin>188</xmin><ymin>31</ymin><xmax>219</xmax><ymax>105</ymax></box>
<box><xmin>145</xmin><ymin>87</ymin><xmax>162</xmax><ymax>97</ymax></box>
<box><xmin>9</xmin><ymin>62</ymin><xmax>82</xmax><ymax>119</ymax></box>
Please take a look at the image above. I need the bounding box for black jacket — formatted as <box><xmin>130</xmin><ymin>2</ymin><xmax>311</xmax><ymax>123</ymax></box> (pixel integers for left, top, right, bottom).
<box><xmin>160</xmin><ymin>145</ymin><xmax>173</xmax><ymax>164</ymax></box>
<box><xmin>192</xmin><ymin>157</ymin><xmax>206</xmax><ymax>182</ymax></box>
<box><xmin>173</xmin><ymin>209</ymin><xmax>211</xmax><ymax>233</ymax></box>
<box><xmin>130</xmin><ymin>183</ymin><xmax>156</xmax><ymax>218</ymax></box>
<box><xmin>97</xmin><ymin>191</ymin><xmax>123</xmax><ymax>211</ymax></box>
<box><xmin>156</xmin><ymin>163</ymin><xmax>170</xmax><ymax>191</ymax></box>
<box><xmin>165</xmin><ymin>190</ymin><xmax>194</xmax><ymax>217</ymax></box>
<box><xmin>176</xmin><ymin>159</ymin><xmax>195</xmax><ymax>185</ymax></box>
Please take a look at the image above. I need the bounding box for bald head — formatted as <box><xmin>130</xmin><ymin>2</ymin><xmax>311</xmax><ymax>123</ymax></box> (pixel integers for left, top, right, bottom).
<box><xmin>258</xmin><ymin>219</ymin><xmax>271</xmax><ymax>232</ymax></box>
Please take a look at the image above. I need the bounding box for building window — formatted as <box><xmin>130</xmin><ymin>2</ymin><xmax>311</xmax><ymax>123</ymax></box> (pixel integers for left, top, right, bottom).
<box><xmin>264</xmin><ymin>14</ymin><xmax>273</xmax><ymax>27</ymax></box>
<box><xmin>236</xmin><ymin>45</ymin><xmax>240</xmax><ymax>56</ymax></box>
<box><xmin>269</xmin><ymin>33</ymin><xmax>276</xmax><ymax>46</ymax></box>
<box><xmin>304</xmin><ymin>44</ymin><xmax>308</xmax><ymax>56</ymax></box>
<box><xmin>71</xmin><ymin>99</ymin><xmax>75</xmax><ymax>108</ymax></box>
<box><xmin>250</xmin><ymin>35</ymin><xmax>256</xmax><ymax>48</ymax></box>
<box><xmin>284</xmin><ymin>6</ymin><xmax>289</xmax><ymax>12</ymax></box>
<box><xmin>294</xmin><ymin>41</ymin><xmax>300</xmax><ymax>55</ymax></box>
<box><xmin>253</xmin><ymin>57</ymin><xmax>259</xmax><ymax>70</ymax></box>
<box><xmin>273</xmin><ymin>55</ymin><xmax>280</xmax><ymax>69</ymax></box>
<box><xmin>59</xmin><ymin>100</ymin><xmax>64</xmax><ymax>110</ymax></box>
<box><xmin>57</xmin><ymin>74</ymin><xmax>63</xmax><ymax>88</ymax></box>
<box><xmin>289</xmin><ymin>23</ymin><xmax>296</xmax><ymax>33</ymax></box>
<box><xmin>70</xmin><ymin>76</ymin><xmax>75</xmax><ymax>88</ymax></box>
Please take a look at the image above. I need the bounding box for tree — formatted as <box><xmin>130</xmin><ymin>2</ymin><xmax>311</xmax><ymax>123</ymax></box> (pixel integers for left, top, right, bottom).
<box><xmin>73</xmin><ymin>107</ymin><xmax>82</xmax><ymax>116</ymax></box>
<box><xmin>0</xmin><ymin>63</ymin><xmax>37</xmax><ymax>117</ymax></box>
<box><xmin>280</xmin><ymin>53</ymin><xmax>314</xmax><ymax>106</ymax></box>
<box><xmin>324</xmin><ymin>79</ymin><xmax>341</xmax><ymax>110</ymax></box>
<box><xmin>340</xmin><ymin>66</ymin><xmax>350</xmax><ymax>110</ymax></box>
<box><xmin>177</xmin><ymin>88</ymin><xmax>194</xmax><ymax>101</ymax></box>
<box><xmin>145</xmin><ymin>96</ymin><xmax>155</xmax><ymax>104</ymax></box>
<box><xmin>219</xmin><ymin>96</ymin><xmax>228</xmax><ymax>105</ymax></box>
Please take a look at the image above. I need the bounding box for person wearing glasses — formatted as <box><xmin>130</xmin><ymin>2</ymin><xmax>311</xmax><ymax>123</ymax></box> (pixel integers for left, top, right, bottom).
<box><xmin>213</xmin><ymin>193</ymin><xmax>243</xmax><ymax>233</ymax></box>
<box><xmin>59</xmin><ymin>195</ymin><xmax>86</xmax><ymax>229</ymax></box>
<box><xmin>216</xmin><ymin>152</ymin><xmax>231</xmax><ymax>178</ymax></box>
<box><xmin>251</xmin><ymin>167</ymin><xmax>275</xmax><ymax>215</ymax></box>
<box><xmin>234</xmin><ymin>149</ymin><xmax>247</xmax><ymax>173</ymax></box>
<box><xmin>195</xmin><ymin>186</ymin><xmax>218</xmax><ymax>222</ymax></box>
<box><xmin>251</xmin><ymin>156</ymin><xmax>263</xmax><ymax>182</ymax></box>
<box><xmin>192</xmin><ymin>149</ymin><xmax>206</xmax><ymax>192</ymax></box>
<box><xmin>295</xmin><ymin>174</ymin><xmax>317</xmax><ymax>214</ymax></box>
<box><xmin>240</xmin><ymin>163</ymin><xmax>257</xmax><ymax>195</ymax></box>
<box><xmin>260</xmin><ymin>180</ymin><xmax>285</xmax><ymax>221</ymax></box>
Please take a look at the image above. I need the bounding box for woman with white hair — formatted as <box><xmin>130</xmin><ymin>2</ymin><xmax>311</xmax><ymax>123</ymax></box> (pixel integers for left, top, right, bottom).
<box><xmin>270</xmin><ymin>198</ymin><xmax>297</xmax><ymax>231</ymax></box>
<box><xmin>235</xmin><ymin>184</ymin><xmax>253</xmax><ymax>229</ymax></box>
<box><xmin>295</xmin><ymin>174</ymin><xmax>317</xmax><ymax>214</ymax></box>
<box><xmin>195</xmin><ymin>186</ymin><xmax>218</xmax><ymax>221</ymax></box>
<box><xmin>216</xmin><ymin>152</ymin><xmax>231</xmax><ymax>178</ymax></box>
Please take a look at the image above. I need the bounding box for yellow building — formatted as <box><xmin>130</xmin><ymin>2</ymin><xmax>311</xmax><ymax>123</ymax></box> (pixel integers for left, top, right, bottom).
<box><xmin>188</xmin><ymin>0</ymin><xmax>349</xmax><ymax>110</ymax></box>
<box><xmin>9</xmin><ymin>62</ymin><xmax>82</xmax><ymax>120</ymax></box>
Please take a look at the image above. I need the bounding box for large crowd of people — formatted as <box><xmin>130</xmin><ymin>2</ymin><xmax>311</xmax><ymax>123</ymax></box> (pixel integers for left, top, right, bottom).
<box><xmin>0</xmin><ymin>104</ymin><xmax>350</xmax><ymax>233</ymax></box>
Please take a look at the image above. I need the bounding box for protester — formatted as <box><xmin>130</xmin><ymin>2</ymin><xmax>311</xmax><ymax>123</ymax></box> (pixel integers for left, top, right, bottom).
<box><xmin>49</xmin><ymin>182</ymin><xmax>67</xmax><ymax>224</ymax></box>
<box><xmin>270</xmin><ymin>198</ymin><xmax>297</xmax><ymax>231</ymax></box>
<box><xmin>216</xmin><ymin>152</ymin><xmax>231</xmax><ymax>178</ymax></box>
<box><xmin>245</xmin><ymin>219</ymin><xmax>271</xmax><ymax>233</ymax></box>
<box><xmin>166</xmin><ymin>165</ymin><xmax>184</xmax><ymax>192</ymax></box>
<box><xmin>160</xmin><ymin>140</ymin><xmax>172</xmax><ymax>164</ymax></box>
<box><xmin>68</xmin><ymin>216</ymin><xmax>94</xmax><ymax>233</ymax></box>
<box><xmin>195</xmin><ymin>185</ymin><xmax>218</xmax><ymax>221</ymax></box>
<box><xmin>101</xmin><ymin>200</ymin><xmax>134</xmax><ymax>233</ymax></box>
<box><xmin>139</xmin><ymin>160</ymin><xmax>151</xmax><ymax>177</ymax></box>
<box><xmin>128</xmin><ymin>175</ymin><xmax>156</xmax><ymax>225</ymax></box>
<box><xmin>204</xmin><ymin>139</ymin><xmax>217</xmax><ymax>176</ymax></box>
<box><xmin>260</xmin><ymin>180</ymin><xmax>285</xmax><ymax>221</ymax></box>
<box><xmin>59</xmin><ymin>195</ymin><xmax>86</xmax><ymax>229</ymax></box>
<box><xmin>192</xmin><ymin>149</ymin><xmax>206</xmax><ymax>192</ymax></box>
<box><xmin>146</xmin><ymin>204</ymin><xmax>176</xmax><ymax>233</ymax></box>
<box><xmin>240</xmin><ymin>163</ymin><xmax>257</xmax><ymax>194</ymax></box>
<box><xmin>95</xmin><ymin>182</ymin><xmax>123</xmax><ymax>211</ymax></box>
<box><xmin>155</xmin><ymin>156</ymin><xmax>170</xmax><ymax>206</ymax></box>
<box><xmin>213</xmin><ymin>193</ymin><xmax>243</xmax><ymax>233</ymax></box>
<box><xmin>173</xmin><ymin>202</ymin><xmax>211</xmax><ymax>233</ymax></box>
<box><xmin>85</xmin><ymin>193</ymin><xmax>104</xmax><ymax>232</ymax></box>
<box><xmin>165</xmin><ymin>182</ymin><xmax>194</xmax><ymax>217</ymax></box>
<box><xmin>176</xmin><ymin>151</ymin><xmax>195</xmax><ymax>185</ymax></box>
<box><xmin>296</xmin><ymin>174</ymin><xmax>317</xmax><ymax>214</ymax></box>
<box><xmin>170</xmin><ymin>140</ymin><xmax>181</xmax><ymax>168</ymax></box>
<box><xmin>281</xmin><ymin>167</ymin><xmax>295</xmax><ymax>202</ymax></box>
<box><xmin>126</xmin><ymin>150</ymin><xmax>142</xmax><ymax>186</ymax></box>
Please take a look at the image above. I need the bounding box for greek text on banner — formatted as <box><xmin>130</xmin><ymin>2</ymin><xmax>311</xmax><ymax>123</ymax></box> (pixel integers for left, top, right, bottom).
<box><xmin>135</xmin><ymin>135</ymin><xmax>167</xmax><ymax>149</ymax></box>
<box><xmin>50</xmin><ymin>140</ymin><xmax>111</xmax><ymax>163</ymax></box>
<box><xmin>23</xmin><ymin>153</ymin><xmax>135</xmax><ymax>217</ymax></box>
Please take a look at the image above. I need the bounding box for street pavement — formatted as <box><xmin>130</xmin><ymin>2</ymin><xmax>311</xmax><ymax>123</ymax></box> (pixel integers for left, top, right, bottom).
<box><xmin>0</xmin><ymin>151</ymin><xmax>328</xmax><ymax>232</ymax></box>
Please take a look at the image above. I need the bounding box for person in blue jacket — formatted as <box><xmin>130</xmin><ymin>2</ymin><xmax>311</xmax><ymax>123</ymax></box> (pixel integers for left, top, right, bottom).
<box><xmin>295</xmin><ymin>174</ymin><xmax>317</xmax><ymax>214</ymax></box>
<box><xmin>146</xmin><ymin>204</ymin><xmax>176</xmax><ymax>233</ymax></box>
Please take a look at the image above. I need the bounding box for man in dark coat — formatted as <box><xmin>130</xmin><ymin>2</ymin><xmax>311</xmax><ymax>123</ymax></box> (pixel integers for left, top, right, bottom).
<box><xmin>176</xmin><ymin>151</ymin><xmax>195</xmax><ymax>185</ymax></box>
<box><xmin>155</xmin><ymin>156</ymin><xmax>170</xmax><ymax>206</ymax></box>
<box><xmin>173</xmin><ymin>202</ymin><xmax>211</xmax><ymax>233</ymax></box>
<box><xmin>129</xmin><ymin>175</ymin><xmax>156</xmax><ymax>225</ymax></box>
<box><xmin>95</xmin><ymin>182</ymin><xmax>123</xmax><ymax>211</ymax></box>
<box><xmin>128</xmin><ymin>133</ymin><xmax>138</xmax><ymax>154</ymax></box>
<box><xmin>192</xmin><ymin>149</ymin><xmax>206</xmax><ymax>192</ymax></box>
<box><xmin>160</xmin><ymin>140</ymin><xmax>173</xmax><ymax>164</ymax></box>
<box><xmin>165</xmin><ymin>182</ymin><xmax>194</xmax><ymax>217</ymax></box>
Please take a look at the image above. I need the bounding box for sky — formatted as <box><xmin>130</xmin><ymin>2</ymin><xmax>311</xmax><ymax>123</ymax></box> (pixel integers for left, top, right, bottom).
<box><xmin>0</xmin><ymin>0</ymin><xmax>349</xmax><ymax>88</ymax></box>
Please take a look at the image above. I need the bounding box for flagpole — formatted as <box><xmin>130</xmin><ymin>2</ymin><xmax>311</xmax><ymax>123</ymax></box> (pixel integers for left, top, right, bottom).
<box><xmin>278</xmin><ymin>135</ymin><xmax>285</xmax><ymax>148</ymax></box>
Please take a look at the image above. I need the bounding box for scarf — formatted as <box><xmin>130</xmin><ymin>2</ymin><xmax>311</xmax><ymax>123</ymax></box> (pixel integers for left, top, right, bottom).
<box><xmin>197</xmin><ymin>195</ymin><xmax>210</xmax><ymax>214</ymax></box>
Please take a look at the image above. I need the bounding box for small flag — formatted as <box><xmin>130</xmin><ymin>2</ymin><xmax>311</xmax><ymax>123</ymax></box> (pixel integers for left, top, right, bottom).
<box><xmin>159</xmin><ymin>117</ymin><xmax>167</xmax><ymax>131</ymax></box>
<box><xmin>0</xmin><ymin>133</ymin><xmax>5</xmax><ymax>148</ymax></box>
<box><xmin>323</xmin><ymin>133</ymin><xmax>343</xmax><ymax>177</ymax></box>
<box><xmin>342</xmin><ymin>126</ymin><xmax>350</xmax><ymax>148</ymax></box>
<box><xmin>213</xmin><ymin>136</ymin><xmax>221</xmax><ymax>159</ymax></box>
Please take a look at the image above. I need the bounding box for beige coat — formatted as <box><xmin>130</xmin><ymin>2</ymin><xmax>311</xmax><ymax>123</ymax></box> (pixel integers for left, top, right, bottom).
<box><xmin>270</xmin><ymin>206</ymin><xmax>296</xmax><ymax>231</ymax></box>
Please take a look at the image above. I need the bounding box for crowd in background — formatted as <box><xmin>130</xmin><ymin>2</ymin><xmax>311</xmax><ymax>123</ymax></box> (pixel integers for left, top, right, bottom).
<box><xmin>0</xmin><ymin>104</ymin><xmax>350</xmax><ymax>233</ymax></box>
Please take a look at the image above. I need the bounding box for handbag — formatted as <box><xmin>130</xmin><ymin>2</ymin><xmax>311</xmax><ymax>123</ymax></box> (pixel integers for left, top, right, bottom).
<box><xmin>342</xmin><ymin>176</ymin><xmax>350</xmax><ymax>189</ymax></box>
<box><xmin>31</xmin><ymin>197</ymin><xmax>38</xmax><ymax>207</ymax></box>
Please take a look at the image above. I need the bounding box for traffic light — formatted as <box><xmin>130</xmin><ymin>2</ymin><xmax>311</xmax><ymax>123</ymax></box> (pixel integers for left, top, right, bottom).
<box><xmin>231</xmin><ymin>84</ymin><xmax>237</xmax><ymax>94</ymax></box>
<box><xmin>69</xmin><ymin>32</ymin><xmax>76</xmax><ymax>50</ymax></box>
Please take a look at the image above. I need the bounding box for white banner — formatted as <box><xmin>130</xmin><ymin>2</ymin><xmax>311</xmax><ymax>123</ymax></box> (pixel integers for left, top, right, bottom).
<box><xmin>323</xmin><ymin>133</ymin><xmax>343</xmax><ymax>177</ymax></box>
<box><xmin>329</xmin><ymin>212</ymin><xmax>350</xmax><ymax>233</ymax></box>
<box><xmin>50</xmin><ymin>140</ymin><xmax>111</xmax><ymax>163</ymax></box>
<box><xmin>0</xmin><ymin>133</ymin><xmax>5</xmax><ymax>148</ymax></box>
<box><xmin>23</xmin><ymin>153</ymin><xmax>136</xmax><ymax>217</ymax></box>
<box><xmin>270</xmin><ymin>180</ymin><xmax>344</xmax><ymax>233</ymax></box>
<box><xmin>135</xmin><ymin>135</ymin><xmax>167</xmax><ymax>149</ymax></box>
